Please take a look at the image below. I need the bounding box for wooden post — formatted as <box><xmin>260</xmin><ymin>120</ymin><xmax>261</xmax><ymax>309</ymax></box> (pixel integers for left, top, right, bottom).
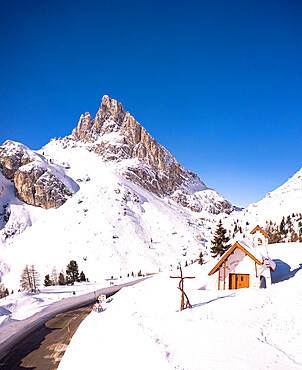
<box><xmin>223</xmin><ymin>262</ymin><xmax>226</xmax><ymax>290</ymax></box>
<box><xmin>218</xmin><ymin>267</ymin><xmax>220</xmax><ymax>290</ymax></box>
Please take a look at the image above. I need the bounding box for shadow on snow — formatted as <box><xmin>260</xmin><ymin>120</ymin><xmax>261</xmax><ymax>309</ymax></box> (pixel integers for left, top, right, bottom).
<box><xmin>191</xmin><ymin>293</ymin><xmax>236</xmax><ymax>309</ymax></box>
<box><xmin>271</xmin><ymin>259</ymin><xmax>302</xmax><ymax>284</ymax></box>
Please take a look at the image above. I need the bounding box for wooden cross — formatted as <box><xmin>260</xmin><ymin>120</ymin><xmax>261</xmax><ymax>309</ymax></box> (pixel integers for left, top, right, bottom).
<box><xmin>170</xmin><ymin>266</ymin><xmax>195</xmax><ymax>311</ymax></box>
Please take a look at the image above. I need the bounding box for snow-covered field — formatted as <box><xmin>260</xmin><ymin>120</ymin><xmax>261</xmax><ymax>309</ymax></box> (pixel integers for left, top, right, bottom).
<box><xmin>58</xmin><ymin>243</ymin><xmax>302</xmax><ymax>370</ymax></box>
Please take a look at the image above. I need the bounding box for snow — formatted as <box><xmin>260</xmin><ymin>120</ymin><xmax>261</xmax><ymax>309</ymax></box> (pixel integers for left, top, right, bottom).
<box><xmin>0</xmin><ymin>141</ymin><xmax>211</xmax><ymax>291</ymax></box>
<box><xmin>223</xmin><ymin>167</ymin><xmax>302</xmax><ymax>235</ymax></box>
<box><xmin>0</xmin><ymin>278</ymin><xmax>141</xmax><ymax>348</ymax></box>
<box><xmin>0</xmin><ymin>136</ymin><xmax>302</xmax><ymax>368</ymax></box>
<box><xmin>58</xmin><ymin>243</ymin><xmax>302</xmax><ymax>370</ymax></box>
<box><xmin>95</xmin><ymin>130</ymin><xmax>123</xmax><ymax>145</ymax></box>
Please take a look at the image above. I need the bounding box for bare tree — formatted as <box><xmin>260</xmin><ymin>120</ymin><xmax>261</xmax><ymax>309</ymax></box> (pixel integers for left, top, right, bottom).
<box><xmin>20</xmin><ymin>265</ymin><xmax>33</xmax><ymax>292</ymax></box>
<box><xmin>30</xmin><ymin>265</ymin><xmax>40</xmax><ymax>292</ymax></box>
<box><xmin>51</xmin><ymin>267</ymin><xmax>58</xmax><ymax>286</ymax></box>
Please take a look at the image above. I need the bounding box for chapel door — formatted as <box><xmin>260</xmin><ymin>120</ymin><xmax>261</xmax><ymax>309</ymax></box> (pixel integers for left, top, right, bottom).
<box><xmin>236</xmin><ymin>274</ymin><xmax>249</xmax><ymax>289</ymax></box>
<box><xmin>229</xmin><ymin>274</ymin><xmax>249</xmax><ymax>289</ymax></box>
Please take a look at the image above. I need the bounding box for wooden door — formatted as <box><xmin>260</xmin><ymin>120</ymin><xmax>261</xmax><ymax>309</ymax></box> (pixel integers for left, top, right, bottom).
<box><xmin>229</xmin><ymin>274</ymin><xmax>249</xmax><ymax>289</ymax></box>
<box><xmin>229</xmin><ymin>274</ymin><xmax>236</xmax><ymax>289</ymax></box>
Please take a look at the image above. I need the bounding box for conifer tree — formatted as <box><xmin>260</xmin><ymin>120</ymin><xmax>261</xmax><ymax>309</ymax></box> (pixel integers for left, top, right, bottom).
<box><xmin>280</xmin><ymin>217</ymin><xmax>286</xmax><ymax>235</ymax></box>
<box><xmin>198</xmin><ymin>251</ymin><xmax>204</xmax><ymax>265</ymax></box>
<box><xmin>80</xmin><ymin>271</ymin><xmax>86</xmax><ymax>282</ymax></box>
<box><xmin>66</xmin><ymin>260</ymin><xmax>80</xmax><ymax>284</ymax></box>
<box><xmin>0</xmin><ymin>284</ymin><xmax>4</xmax><ymax>298</ymax></box>
<box><xmin>44</xmin><ymin>274</ymin><xmax>52</xmax><ymax>287</ymax></box>
<box><xmin>210</xmin><ymin>220</ymin><xmax>231</xmax><ymax>258</ymax></box>
<box><xmin>58</xmin><ymin>272</ymin><xmax>66</xmax><ymax>285</ymax></box>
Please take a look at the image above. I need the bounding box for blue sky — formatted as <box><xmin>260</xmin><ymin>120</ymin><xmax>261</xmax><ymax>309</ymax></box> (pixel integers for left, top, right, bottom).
<box><xmin>1</xmin><ymin>0</ymin><xmax>301</xmax><ymax>207</ymax></box>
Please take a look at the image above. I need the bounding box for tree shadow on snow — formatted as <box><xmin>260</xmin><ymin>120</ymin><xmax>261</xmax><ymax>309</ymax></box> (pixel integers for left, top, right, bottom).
<box><xmin>191</xmin><ymin>293</ymin><xmax>236</xmax><ymax>309</ymax></box>
<box><xmin>271</xmin><ymin>259</ymin><xmax>302</xmax><ymax>284</ymax></box>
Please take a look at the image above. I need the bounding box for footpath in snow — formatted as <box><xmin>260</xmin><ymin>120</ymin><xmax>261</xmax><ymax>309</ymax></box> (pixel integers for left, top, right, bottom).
<box><xmin>58</xmin><ymin>243</ymin><xmax>302</xmax><ymax>370</ymax></box>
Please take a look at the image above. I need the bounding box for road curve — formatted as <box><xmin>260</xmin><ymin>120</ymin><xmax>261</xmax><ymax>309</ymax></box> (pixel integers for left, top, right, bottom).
<box><xmin>0</xmin><ymin>278</ymin><xmax>149</xmax><ymax>369</ymax></box>
<box><xmin>0</xmin><ymin>304</ymin><xmax>91</xmax><ymax>369</ymax></box>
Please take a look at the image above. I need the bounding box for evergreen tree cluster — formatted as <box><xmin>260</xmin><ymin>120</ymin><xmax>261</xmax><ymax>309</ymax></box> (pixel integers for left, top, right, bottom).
<box><xmin>230</xmin><ymin>219</ymin><xmax>246</xmax><ymax>239</ymax></box>
<box><xmin>43</xmin><ymin>261</ymin><xmax>87</xmax><ymax>287</ymax></box>
<box><xmin>265</xmin><ymin>213</ymin><xmax>302</xmax><ymax>243</ymax></box>
<box><xmin>0</xmin><ymin>283</ymin><xmax>9</xmax><ymax>298</ymax></box>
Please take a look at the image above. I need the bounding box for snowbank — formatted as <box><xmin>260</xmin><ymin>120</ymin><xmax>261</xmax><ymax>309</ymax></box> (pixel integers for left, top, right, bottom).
<box><xmin>0</xmin><ymin>277</ymin><xmax>145</xmax><ymax>351</ymax></box>
<box><xmin>58</xmin><ymin>243</ymin><xmax>302</xmax><ymax>370</ymax></box>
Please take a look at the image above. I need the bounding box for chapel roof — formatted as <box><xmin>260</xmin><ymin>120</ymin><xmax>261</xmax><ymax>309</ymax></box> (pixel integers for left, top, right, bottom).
<box><xmin>250</xmin><ymin>225</ymin><xmax>269</xmax><ymax>238</ymax></box>
<box><xmin>208</xmin><ymin>240</ymin><xmax>263</xmax><ymax>276</ymax></box>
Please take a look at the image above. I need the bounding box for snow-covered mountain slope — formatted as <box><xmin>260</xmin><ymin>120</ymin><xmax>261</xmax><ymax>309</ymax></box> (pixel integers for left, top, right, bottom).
<box><xmin>0</xmin><ymin>96</ymin><xmax>241</xmax><ymax>290</ymax></box>
<box><xmin>0</xmin><ymin>141</ymin><xmax>218</xmax><ymax>290</ymax></box>
<box><xmin>222</xmin><ymin>167</ymin><xmax>302</xmax><ymax>240</ymax></box>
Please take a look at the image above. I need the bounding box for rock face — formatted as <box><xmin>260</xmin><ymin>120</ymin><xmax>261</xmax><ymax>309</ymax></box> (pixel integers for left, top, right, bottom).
<box><xmin>0</xmin><ymin>141</ymin><xmax>75</xmax><ymax>209</ymax></box>
<box><xmin>71</xmin><ymin>95</ymin><xmax>236</xmax><ymax>214</ymax></box>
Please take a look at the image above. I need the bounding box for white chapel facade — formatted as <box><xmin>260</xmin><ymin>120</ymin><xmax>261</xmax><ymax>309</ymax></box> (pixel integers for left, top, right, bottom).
<box><xmin>208</xmin><ymin>225</ymin><xmax>276</xmax><ymax>290</ymax></box>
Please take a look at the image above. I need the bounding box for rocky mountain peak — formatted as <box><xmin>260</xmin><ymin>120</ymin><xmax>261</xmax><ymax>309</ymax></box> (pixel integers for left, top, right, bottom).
<box><xmin>72</xmin><ymin>95</ymin><xmax>126</xmax><ymax>143</ymax></box>
<box><xmin>69</xmin><ymin>95</ymin><xmax>236</xmax><ymax>214</ymax></box>
<box><xmin>100</xmin><ymin>95</ymin><xmax>126</xmax><ymax>118</ymax></box>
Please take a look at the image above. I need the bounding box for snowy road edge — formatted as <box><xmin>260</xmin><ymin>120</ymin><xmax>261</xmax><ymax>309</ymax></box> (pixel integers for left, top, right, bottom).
<box><xmin>0</xmin><ymin>277</ymin><xmax>149</xmax><ymax>359</ymax></box>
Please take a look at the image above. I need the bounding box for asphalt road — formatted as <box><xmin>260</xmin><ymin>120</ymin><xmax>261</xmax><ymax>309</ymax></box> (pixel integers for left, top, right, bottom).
<box><xmin>0</xmin><ymin>278</ymin><xmax>149</xmax><ymax>369</ymax></box>
<box><xmin>0</xmin><ymin>303</ymin><xmax>92</xmax><ymax>369</ymax></box>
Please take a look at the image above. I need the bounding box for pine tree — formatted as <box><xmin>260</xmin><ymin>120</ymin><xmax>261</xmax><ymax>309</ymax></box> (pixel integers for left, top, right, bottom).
<box><xmin>80</xmin><ymin>271</ymin><xmax>86</xmax><ymax>282</ymax></box>
<box><xmin>280</xmin><ymin>217</ymin><xmax>286</xmax><ymax>235</ymax></box>
<box><xmin>0</xmin><ymin>284</ymin><xmax>6</xmax><ymax>298</ymax></box>
<box><xmin>210</xmin><ymin>220</ymin><xmax>231</xmax><ymax>258</ymax></box>
<box><xmin>44</xmin><ymin>274</ymin><xmax>52</xmax><ymax>287</ymax></box>
<box><xmin>58</xmin><ymin>272</ymin><xmax>66</xmax><ymax>285</ymax></box>
<box><xmin>286</xmin><ymin>215</ymin><xmax>292</xmax><ymax>233</ymax></box>
<box><xmin>198</xmin><ymin>251</ymin><xmax>204</xmax><ymax>265</ymax></box>
<box><xmin>290</xmin><ymin>230</ymin><xmax>298</xmax><ymax>242</ymax></box>
<box><xmin>66</xmin><ymin>260</ymin><xmax>80</xmax><ymax>284</ymax></box>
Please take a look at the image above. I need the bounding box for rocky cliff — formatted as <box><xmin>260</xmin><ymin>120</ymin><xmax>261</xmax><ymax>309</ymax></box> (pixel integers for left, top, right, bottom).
<box><xmin>71</xmin><ymin>95</ymin><xmax>236</xmax><ymax>214</ymax></box>
<box><xmin>0</xmin><ymin>141</ymin><xmax>76</xmax><ymax>209</ymax></box>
